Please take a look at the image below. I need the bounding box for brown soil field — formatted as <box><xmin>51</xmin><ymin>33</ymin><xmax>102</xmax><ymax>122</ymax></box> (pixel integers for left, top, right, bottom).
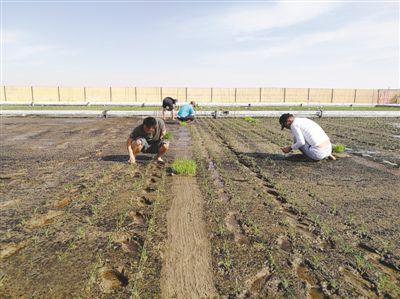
<box><xmin>1</xmin><ymin>116</ymin><xmax>399</xmax><ymax>298</ymax></box>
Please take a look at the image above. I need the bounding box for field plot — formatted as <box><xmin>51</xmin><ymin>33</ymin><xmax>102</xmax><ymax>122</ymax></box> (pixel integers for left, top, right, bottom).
<box><xmin>192</xmin><ymin>117</ymin><xmax>400</xmax><ymax>298</ymax></box>
<box><xmin>1</xmin><ymin>116</ymin><xmax>399</xmax><ymax>298</ymax></box>
<box><xmin>0</xmin><ymin>117</ymin><xmax>178</xmax><ymax>297</ymax></box>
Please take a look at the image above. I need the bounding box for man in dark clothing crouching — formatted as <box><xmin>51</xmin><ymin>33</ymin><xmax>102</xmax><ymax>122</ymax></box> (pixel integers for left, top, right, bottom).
<box><xmin>162</xmin><ymin>97</ymin><xmax>178</xmax><ymax>120</ymax></box>
<box><xmin>127</xmin><ymin>117</ymin><xmax>169</xmax><ymax>164</ymax></box>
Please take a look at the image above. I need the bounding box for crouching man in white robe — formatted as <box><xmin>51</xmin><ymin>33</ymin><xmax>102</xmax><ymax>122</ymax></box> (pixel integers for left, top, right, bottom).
<box><xmin>279</xmin><ymin>113</ymin><xmax>336</xmax><ymax>161</ymax></box>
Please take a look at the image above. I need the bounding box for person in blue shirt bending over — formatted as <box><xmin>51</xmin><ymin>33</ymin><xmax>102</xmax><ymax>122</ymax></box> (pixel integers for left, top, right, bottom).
<box><xmin>177</xmin><ymin>101</ymin><xmax>196</xmax><ymax>123</ymax></box>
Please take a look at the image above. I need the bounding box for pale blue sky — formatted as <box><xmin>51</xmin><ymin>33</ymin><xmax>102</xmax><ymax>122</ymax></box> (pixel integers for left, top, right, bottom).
<box><xmin>1</xmin><ymin>1</ymin><xmax>399</xmax><ymax>88</ymax></box>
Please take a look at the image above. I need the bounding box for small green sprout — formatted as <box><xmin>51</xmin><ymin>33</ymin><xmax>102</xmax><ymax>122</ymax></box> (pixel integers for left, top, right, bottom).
<box><xmin>332</xmin><ymin>143</ymin><xmax>345</xmax><ymax>153</ymax></box>
<box><xmin>244</xmin><ymin>116</ymin><xmax>257</xmax><ymax>123</ymax></box>
<box><xmin>163</xmin><ymin>132</ymin><xmax>173</xmax><ymax>140</ymax></box>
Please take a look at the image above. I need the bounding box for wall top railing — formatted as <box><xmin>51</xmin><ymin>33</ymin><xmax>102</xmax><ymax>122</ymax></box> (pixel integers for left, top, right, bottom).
<box><xmin>1</xmin><ymin>86</ymin><xmax>399</xmax><ymax>105</ymax></box>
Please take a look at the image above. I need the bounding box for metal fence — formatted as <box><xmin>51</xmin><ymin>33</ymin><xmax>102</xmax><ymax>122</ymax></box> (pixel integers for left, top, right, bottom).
<box><xmin>1</xmin><ymin>86</ymin><xmax>399</xmax><ymax>105</ymax></box>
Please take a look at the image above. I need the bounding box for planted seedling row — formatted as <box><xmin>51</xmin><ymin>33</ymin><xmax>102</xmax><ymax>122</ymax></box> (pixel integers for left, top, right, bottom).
<box><xmin>202</xmin><ymin>119</ymin><xmax>400</xmax><ymax>297</ymax></box>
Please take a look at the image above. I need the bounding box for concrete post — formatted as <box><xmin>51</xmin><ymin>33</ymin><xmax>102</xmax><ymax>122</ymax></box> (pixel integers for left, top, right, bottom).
<box><xmin>135</xmin><ymin>87</ymin><xmax>137</xmax><ymax>102</ymax></box>
<box><xmin>210</xmin><ymin>88</ymin><xmax>213</xmax><ymax>103</ymax></box>
<box><xmin>307</xmin><ymin>88</ymin><xmax>310</xmax><ymax>105</ymax></box>
<box><xmin>283</xmin><ymin>88</ymin><xmax>286</xmax><ymax>103</ymax></box>
<box><xmin>234</xmin><ymin>88</ymin><xmax>237</xmax><ymax>103</ymax></box>
<box><xmin>354</xmin><ymin>89</ymin><xmax>357</xmax><ymax>103</ymax></box>
<box><xmin>377</xmin><ymin>89</ymin><xmax>380</xmax><ymax>104</ymax></box>
<box><xmin>57</xmin><ymin>86</ymin><xmax>61</xmax><ymax>102</ymax></box>
<box><xmin>259</xmin><ymin>88</ymin><xmax>262</xmax><ymax>102</ymax></box>
<box><xmin>3</xmin><ymin>86</ymin><xmax>7</xmax><ymax>102</ymax></box>
<box><xmin>84</xmin><ymin>87</ymin><xmax>87</xmax><ymax>101</ymax></box>
<box><xmin>31</xmin><ymin>86</ymin><xmax>34</xmax><ymax>103</ymax></box>
<box><xmin>160</xmin><ymin>87</ymin><xmax>162</xmax><ymax>101</ymax></box>
<box><xmin>110</xmin><ymin>86</ymin><xmax>112</xmax><ymax>102</ymax></box>
<box><xmin>331</xmin><ymin>88</ymin><xmax>334</xmax><ymax>103</ymax></box>
<box><xmin>185</xmin><ymin>87</ymin><xmax>188</xmax><ymax>101</ymax></box>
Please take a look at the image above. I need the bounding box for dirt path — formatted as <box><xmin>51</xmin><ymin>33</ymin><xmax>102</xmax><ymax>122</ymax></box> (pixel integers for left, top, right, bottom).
<box><xmin>160</xmin><ymin>126</ymin><xmax>216</xmax><ymax>298</ymax></box>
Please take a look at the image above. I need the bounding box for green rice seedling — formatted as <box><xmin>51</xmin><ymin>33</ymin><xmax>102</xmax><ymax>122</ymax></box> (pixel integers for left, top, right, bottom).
<box><xmin>267</xmin><ymin>251</ymin><xmax>276</xmax><ymax>267</ymax></box>
<box><xmin>171</xmin><ymin>159</ymin><xmax>197</xmax><ymax>175</ymax></box>
<box><xmin>0</xmin><ymin>272</ymin><xmax>5</xmax><ymax>288</ymax></box>
<box><xmin>254</xmin><ymin>242</ymin><xmax>266</xmax><ymax>251</ymax></box>
<box><xmin>341</xmin><ymin>243</ymin><xmax>355</xmax><ymax>255</ymax></box>
<box><xmin>106</xmin><ymin>234</ymin><xmax>114</xmax><ymax>249</ymax></box>
<box><xmin>57</xmin><ymin>250</ymin><xmax>68</xmax><ymax>262</ymax></box>
<box><xmin>332</xmin><ymin>143</ymin><xmax>345</xmax><ymax>153</ymax></box>
<box><xmin>222</xmin><ymin>240</ymin><xmax>232</xmax><ymax>271</ymax></box>
<box><xmin>355</xmin><ymin>253</ymin><xmax>373</xmax><ymax>271</ymax></box>
<box><xmin>280</xmin><ymin>278</ymin><xmax>290</xmax><ymax>291</ymax></box>
<box><xmin>377</xmin><ymin>273</ymin><xmax>400</xmax><ymax>296</ymax></box>
<box><xmin>244</xmin><ymin>116</ymin><xmax>257</xmax><ymax>123</ymax></box>
<box><xmin>163</xmin><ymin>131</ymin><xmax>173</xmax><ymax>140</ymax></box>
<box><xmin>329</xmin><ymin>279</ymin><xmax>340</xmax><ymax>292</ymax></box>
<box><xmin>76</xmin><ymin>226</ymin><xmax>86</xmax><ymax>239</ymax></box>
<box><xmin>179</xmin><ymin>121</ymin><xmax>188</xmax><ymax>126</ymax></box>
<box><xmin>311</xmin><ymin>254</ymin><xmax>322</xmax><ymax>267</ymax></box>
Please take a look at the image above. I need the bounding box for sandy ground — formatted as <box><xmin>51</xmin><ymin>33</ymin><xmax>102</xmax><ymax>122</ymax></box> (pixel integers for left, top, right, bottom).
<box><xmin>160</xmin><ymin>126</ymin><xmax>216</xmax><ymax>298</ymax></box>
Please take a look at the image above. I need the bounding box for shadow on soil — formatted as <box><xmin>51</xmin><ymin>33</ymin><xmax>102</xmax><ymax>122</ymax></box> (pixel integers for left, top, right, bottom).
<box><xmin>243</xmin><ymin>152</ymin><xmax>316</xmax><ymax>163</ymax></box>
<box><xmin>101</xmin><ymin>154</ymin><xmax>153</xmax><ymax>163</ymax></box>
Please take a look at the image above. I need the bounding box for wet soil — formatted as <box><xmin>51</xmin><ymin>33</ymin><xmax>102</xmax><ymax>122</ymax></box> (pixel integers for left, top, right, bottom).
<box><xmin>191</xmin><ymin>117</ymin><xmax>400</xmax><ymax>298</ymax></box>
<box><xmin>0</xmin><ymin>117</ymin><xmax>171</xmax><ymax>298</ymax></box>
<box><xmin>1</xmin><ymin>116</ymin><xmax>399</xmax><ymax>298</ymax></box>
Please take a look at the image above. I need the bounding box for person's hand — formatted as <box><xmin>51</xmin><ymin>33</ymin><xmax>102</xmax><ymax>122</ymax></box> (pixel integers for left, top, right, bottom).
<box><xmin>281</xmin><ymin>146</ymin><xmax>292</xmax><ymax>154</ymax></box>
<box><xmin>128</xmin><ymin>156</ymin><xmax>136</xmax><ymax>164</ymax></box>
<box><xmin>160</xmin><ymin>131</ymin><xmax>166</xmax><ymax>139</ymax></box>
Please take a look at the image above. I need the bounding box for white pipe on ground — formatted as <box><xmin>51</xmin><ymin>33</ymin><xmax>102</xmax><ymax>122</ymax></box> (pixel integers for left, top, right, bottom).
<box><xmin>2</xmin><ymin>110</ymin><xmax>400</xmax><ymax>118</ymax></box>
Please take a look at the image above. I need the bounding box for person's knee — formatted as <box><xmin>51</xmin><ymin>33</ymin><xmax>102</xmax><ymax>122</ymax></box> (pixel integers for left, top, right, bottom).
<box><xmin>134</xmin><ymin>139</ymin><xmax>143</xmax><ymax>150</ymax></box>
